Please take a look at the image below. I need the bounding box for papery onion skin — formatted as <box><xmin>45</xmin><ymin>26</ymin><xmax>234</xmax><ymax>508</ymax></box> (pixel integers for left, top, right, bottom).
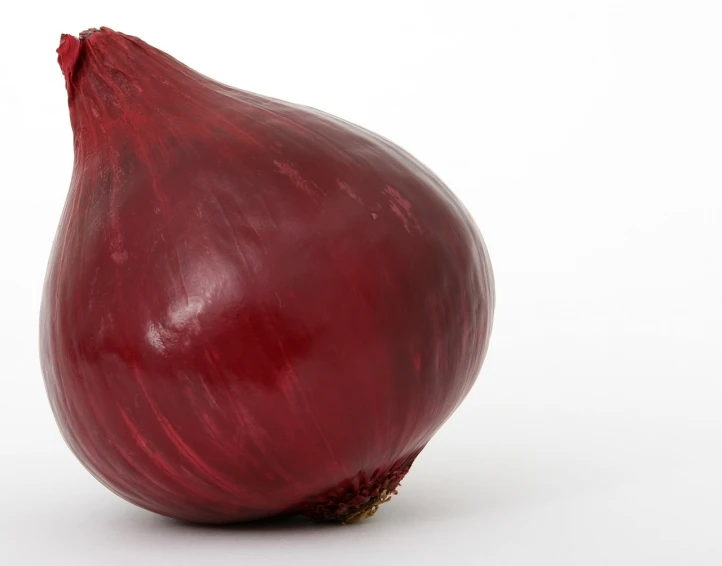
<box><xmin>40</xmin><ymin>27</ymin><xmax>495</xmax><ymax>523</ymax></box>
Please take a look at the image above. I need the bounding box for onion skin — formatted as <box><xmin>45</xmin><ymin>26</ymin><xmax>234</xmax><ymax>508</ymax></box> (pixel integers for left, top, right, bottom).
<box><xmin>41</xmin><ymin>27</ymin><xmax>495</xmax><ymax>523</ymax></box>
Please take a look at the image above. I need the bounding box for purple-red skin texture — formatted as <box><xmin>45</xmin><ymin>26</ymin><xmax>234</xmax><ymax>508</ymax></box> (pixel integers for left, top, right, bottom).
<box><xmin>41</xmin><ymin>27</ymin><xmax>495</xmax><ymax>523</ymax></box>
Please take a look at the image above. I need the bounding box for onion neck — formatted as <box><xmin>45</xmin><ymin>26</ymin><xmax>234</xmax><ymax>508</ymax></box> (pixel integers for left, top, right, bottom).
<box><xmin>57</xmin><ymin>28</ymin><xmax>205</xmax><ymax>151</ymax></box>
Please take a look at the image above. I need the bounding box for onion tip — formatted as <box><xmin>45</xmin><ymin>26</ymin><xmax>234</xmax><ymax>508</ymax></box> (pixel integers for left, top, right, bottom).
<box><xmin>56</xmin><ymin>27</ymin><xmax>109</xmax><ymax>95</ymax></box>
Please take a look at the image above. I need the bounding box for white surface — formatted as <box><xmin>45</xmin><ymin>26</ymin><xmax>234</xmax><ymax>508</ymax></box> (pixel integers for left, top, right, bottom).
<box><xmin>4</xmin><ymin>408</ymin><xmax>722</xmax><ymax>565</ymax></box>
<box><xmin>1</xmin><ymin>0</ymin><xmax>721</xmax><ymax>564</ymax></box>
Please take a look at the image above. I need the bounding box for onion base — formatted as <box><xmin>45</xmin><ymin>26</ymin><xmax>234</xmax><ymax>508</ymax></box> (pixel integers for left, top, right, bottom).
<box><xmin>301</xmin><ymin>451</ymin><xmax>421</xmax><ymax>523</ymax></box>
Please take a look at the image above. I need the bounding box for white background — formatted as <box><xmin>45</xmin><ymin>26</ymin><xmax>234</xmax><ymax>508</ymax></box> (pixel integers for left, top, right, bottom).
<box><xmin>1</xmin><ymin>0</ymin><xmax>721</xmax><ymax>564</ymax></box>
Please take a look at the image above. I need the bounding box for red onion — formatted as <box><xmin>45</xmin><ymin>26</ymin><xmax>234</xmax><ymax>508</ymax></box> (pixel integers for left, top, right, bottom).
<box><xmin>41</xmin><ymin>27</ymin><xmax>495</xmax><ymax>523</ymax></box>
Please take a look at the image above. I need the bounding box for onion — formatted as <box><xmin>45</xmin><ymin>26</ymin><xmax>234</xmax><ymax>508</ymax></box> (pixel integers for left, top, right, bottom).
<box><xmin>41</xmin><ymin>27</ymin><xmax>495</xmax><ymax>524</ymax></box>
